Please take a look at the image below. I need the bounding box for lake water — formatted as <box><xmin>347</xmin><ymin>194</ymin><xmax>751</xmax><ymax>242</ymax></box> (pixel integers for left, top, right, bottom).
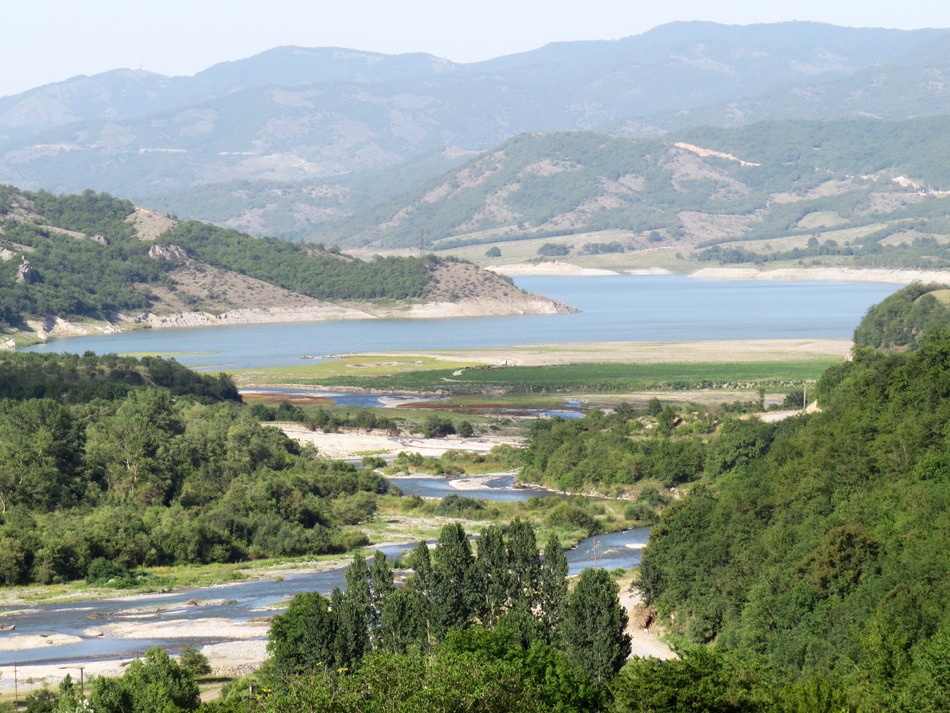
<box><xmin>24</xmin><ymin>275</ymin><xmax>898</xmax><ymax>370</ymax></box>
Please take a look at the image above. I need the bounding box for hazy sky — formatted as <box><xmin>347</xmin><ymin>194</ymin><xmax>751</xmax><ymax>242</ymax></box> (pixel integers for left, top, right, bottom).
<box><xmin>3</xmin><ymin>0</ymin><xmax>950</xmax><ymax>98</ymax></box>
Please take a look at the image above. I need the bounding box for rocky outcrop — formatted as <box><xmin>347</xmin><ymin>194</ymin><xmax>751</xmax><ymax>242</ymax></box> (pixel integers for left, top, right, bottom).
<box><xmin>148</xmin><ymin>244</ymin><xmax>188</xmax><ymax>263</ymax></box>
<box><xmin>15</xmin><ymin>257</ymin><xmax>35</xmax><ymax>284</ymax></box>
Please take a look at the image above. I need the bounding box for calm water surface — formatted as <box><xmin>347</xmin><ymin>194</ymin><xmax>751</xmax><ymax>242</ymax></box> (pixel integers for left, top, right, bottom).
<box><xmin>24</xmin><ymin>276</ymin><xmax>898</xmax><ymax>370</ymax></box>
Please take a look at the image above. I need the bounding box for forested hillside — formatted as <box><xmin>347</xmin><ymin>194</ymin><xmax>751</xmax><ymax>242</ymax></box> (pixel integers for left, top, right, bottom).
<box><xmin>637</xmin><ymin>328</ymin><xmax>950</xmax><ymax>709</ymax></box>
<box><xmin>3</xmin><ymin>23</ymin><xmax>948</xmax><ymax>245</ymax></box>
<box><xmin>305</xmin><ymin>117</ymin><xmax>950</xmax><ymax>253</ymax></box>
<box><xmin>0</xmin><ymin>186</ymin><xmax>548</xmax><ymax>338</ymax></box>
<box><xmin>852</xmin><ymin>282</ymin><xmax>950</xmax><ymax>351</ymax></box>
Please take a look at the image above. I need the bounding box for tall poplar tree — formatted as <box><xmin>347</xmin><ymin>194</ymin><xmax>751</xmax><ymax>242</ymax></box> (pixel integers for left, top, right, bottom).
<box><xmin>432</xmin><ymin>522</ymin><xmax>474</xmax><ymax>639</ymax></box>
<box><xmin>474</xmin><ymin>524</ymin><xmax>509</xmax><ymax>626</ymax></box>
<box><xmin>561</xmin><ymin>568</ymin><xmax>631</xmax><ymax>684</ymax></box>
<box><xmin>540</xmin><ymin>532</ymin><xmax>569</xmax><ymax>635</ymax></box>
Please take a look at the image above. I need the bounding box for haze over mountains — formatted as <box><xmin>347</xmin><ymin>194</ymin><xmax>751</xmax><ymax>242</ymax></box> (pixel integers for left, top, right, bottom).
<box><xmin>2</xmin><ymin>21</ymin><xmax>950</xmax><ymax>249</ymax></box>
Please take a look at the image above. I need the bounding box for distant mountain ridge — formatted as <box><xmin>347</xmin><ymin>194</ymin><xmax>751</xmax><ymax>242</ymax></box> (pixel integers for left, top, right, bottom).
<box><xmin>1</xmin><ymin>23</ymin><xmax>946</xmax><ymax>191</ymax></box>
<box><xmin>2</xmin><ymin>21</ymin><xmax>949</xmax><ymax>244</ymax></box>
<box><xmin>294</xmin><ymin>116</ymin><xmax>950</xmax><ymax>251</ymax></box>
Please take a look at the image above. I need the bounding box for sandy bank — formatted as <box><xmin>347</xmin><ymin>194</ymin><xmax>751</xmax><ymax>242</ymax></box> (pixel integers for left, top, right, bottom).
<box><xmin>365</xmin><ymin>295</ymin><xmax>574</xmax><ymax>318</ymax></box>
<box><xmin>0</xmin><ymin>633</ymin><xmax>82</xmax><ymax>652</ymax></box>
<box><xmin>448</xmin><ymin>472</ymin><xmax>521</xmax><ymax>490</ymax></box>
<box><xmin>691</xmin><ymin>266</ymin><xmax>950</xmax><ymax>285</ymax></box>
<box><xmin>23</xmin><ymin>293</ymin><xmax>574</xmax><ymax>343</ymax></box>
<box><xmin>369</xmin><ymin>338</ymin><xmax>852</xmax><ymax>368</ymax></box>
<box><xmin>618</xmin><ymin>589</ymin><xmax>677</xmax><ymax>661</ymax></box>
<box><xmin>276</xmin><ymin>425</ymin><xmax>521</xmax><ymax>460</ymax></box>
<box><xmin>99</xmin><ymin>617</ymin><xmax>269</xmax><ymax>641</ymax></box>
<box><xmin>488</xmin><ymin>261</ymin><xmax>620</xmax><ymax>276</ymax></box>
<box><xmin>0</xmin><ymin>636</ymin><xmax>271</xmax><ymax>690</ymax></box>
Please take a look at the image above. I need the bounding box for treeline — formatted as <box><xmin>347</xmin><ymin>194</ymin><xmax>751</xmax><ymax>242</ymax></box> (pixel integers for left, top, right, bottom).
<box><xmin>0</xmin><ymin>187</ymin><xmax>461</xmax><ymax>328</ymax></box>
<box><xmin>164</xmin><ymin>220</ymin><xmax>436</xmax><ymax>300</ymax></box>
<box><xmin>519</xmin><ymin>407</ymin><xmax>713</xmax><ymax>493</ymax></box>
<box><xmin>268</xmin><ymin>523</ymin><xmax>627</xmax><ymax>681</ymax></box>
<box><xmin>0</xmin><ymin>351</ymin><xmax>239</xmax><ymax>403</ymax></box>
<box><xmin>852</xmin><ymin>282</ymin><xmax>950</xmax><ymax>351</ymax></box>
<box><xmin>637</xmin><ymin>328</ymin><xmax>950</xmax><ymax>709</ymax></box>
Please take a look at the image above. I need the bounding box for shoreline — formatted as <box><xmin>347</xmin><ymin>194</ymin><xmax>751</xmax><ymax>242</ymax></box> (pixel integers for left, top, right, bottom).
<box><xmin>4</xmin><ymin>293</ymin><xmax>574</xmax><ymax>347</ymax></box>
<box><xmin>5</xmin><ymin>265</ymin><xmax>926</xmax><ymax>348</ymax></box>
<box><xmin>689</xmin><ymin>266</ymin><xmax>950</xmax><ymax>284</ymax></box>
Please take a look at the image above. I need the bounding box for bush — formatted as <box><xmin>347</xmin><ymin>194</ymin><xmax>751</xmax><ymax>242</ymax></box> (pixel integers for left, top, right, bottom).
<box><xmin>361</xmin><ymin>455</ymin><xmax>387</xmax><ymax>469</ymax></box>
<box><xmin>435</xmin><ymin>493</ymin><xmax>486</xmax><ymax>516</ymax></box>
<box><xmin>538</xmin><ymin>243</ymin><xmax>570</xmax><ymax>257</ymax></box>
<box><xmin>422</xmin><ymin>415</ymin><xmax>456</xmax><ymax>438</ymax></box>
<box><xmin>333</xmin><ymin>492</ymin><xmax>378</xmax><ymax>525</ymax></box>
<box><xmin>177</xmin><ymin>644</ymin><xmax>211</xmax><ymax>677</ymax></box>
<box><xmin>87</xmin><ymin>557</ymin><xmax>128</xmax><ymax>585</ymax></box>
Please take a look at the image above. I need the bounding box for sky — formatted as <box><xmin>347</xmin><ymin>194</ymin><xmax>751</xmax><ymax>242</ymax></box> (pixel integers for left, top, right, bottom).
<box><xmin>2</xmin><ymin>0</ymin><xmax>950</xmax><ymax>98</ymax></box>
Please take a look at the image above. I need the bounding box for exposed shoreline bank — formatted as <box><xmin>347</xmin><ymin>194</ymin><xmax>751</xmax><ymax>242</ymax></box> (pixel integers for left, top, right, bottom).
<box><xmin>5</xmin><ymin>293</ymin><xmax>574</xmax><ymax>347</ymax></box>
<box><xmin>690</xmin><ymin>266</ymin><xmax>950</xmax><ymax>284</ymax></box>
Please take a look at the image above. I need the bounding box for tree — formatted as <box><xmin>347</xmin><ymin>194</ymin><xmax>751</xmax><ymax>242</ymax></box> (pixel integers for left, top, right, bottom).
<box><xmin>89</xmin><ymin>646</ymin><xmax>199</xmax><ymax>713</ymax></box>
<box><xmin>85</xmin><ymin>388</ymin><xmax>186</xmax><ymax>505</ymax></box>
<box><xmin>484</xmin><ymin>246</ymin><xmax>502</xmax><ymax>258</ymax></box>
<box><xmin>561</xmin><ymin>568</ymin><xmax>631</xmax><ymax>684</ymax></box>
<box><xmin>177</xmin><ymin>644</ymin><xmax>211</xmax><ymax>677</ymax></box>
<box><xmin>380</xmin><ymin>589</ymin><xmax>430</xmax><ymax>654</ymax></box>
<box><xmin>540</xmin><ymin>533</ymin><xmax>569</xmax><ymax>634</ymax></box>
<box><xmin>473</xmin><ymin>524</ymin><xmax>509</xmax><ymax>626</ymax></box>
<box><xmin>432</xmin><ymin>522</ymin><xmax>475</xmax><ymax>639</ymax></box>
<box><xmin>507</xmin><ymin>519</ymin><xmax>541</xmax><ymax>606</ymax></box>
<box><xmin>267</xmin><ymin>592</ymin><xmax>337</xmax><ymax>675</ymax></box>
<box><xmin>368</xmin><ymin>549</ymin><xmax>395</xmax><ymax>642</ymax></box>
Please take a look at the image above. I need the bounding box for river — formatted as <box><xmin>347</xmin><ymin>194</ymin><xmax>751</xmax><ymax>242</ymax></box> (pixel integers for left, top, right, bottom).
<box><xmin>23</xmin><ymin>275</ymin><xmax>898</xmax><ymax>370</ymax></box>
<box><xmin>0</xmin><ymin>474</ymin><xmax>648</xmax><ymax>672</ymax></box>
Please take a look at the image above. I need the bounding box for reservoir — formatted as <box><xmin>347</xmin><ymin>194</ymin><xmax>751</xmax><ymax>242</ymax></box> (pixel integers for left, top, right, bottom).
<box><xmin>24</xmin><ymin>275</ymin><xmax>899</xmax><ymax>370</ymax></box>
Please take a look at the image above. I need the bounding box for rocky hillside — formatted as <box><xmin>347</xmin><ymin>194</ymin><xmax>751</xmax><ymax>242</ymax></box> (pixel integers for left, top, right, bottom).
<box><xmin>0</xmin><ymin>187</ymin><xmax>569</xmax><ymax>344</ymax></box>
<box><xmin>307</xmin><ymin>117</ymin><xmax>950</xmax><ymax>258</ymax></box>
<box><xmin>1</xmin><ymin>22</ymin><xmax>948</xmax><ymax>243</ymax></box>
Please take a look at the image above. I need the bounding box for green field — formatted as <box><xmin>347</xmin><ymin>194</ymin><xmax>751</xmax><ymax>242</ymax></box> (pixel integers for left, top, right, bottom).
<box><xmin>273</xmin><ymin>360</ymin><xmax>838</xmax><ymax>394</ymax></box>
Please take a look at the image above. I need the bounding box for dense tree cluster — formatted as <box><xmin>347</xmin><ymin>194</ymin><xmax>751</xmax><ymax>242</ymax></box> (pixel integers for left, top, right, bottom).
<box><xmin>164</xmin><ymin>220</ymin><xmax>436</xmax><ymax>300</ymax></box>
<box><xmin>852</xmin><ymin>282</ymin><xmax>950</xmax><ymax>351</ymax></box>
<box><xmin>637</xmin><ymin>328</ymin><xmax>950</xmax><ymax>708</ymax></box>
<box><xmin>268</xmin><ymin>522</ymin><xmax>629</xmax><ymax>685</ymax></box>
<box><xmin>520</xmin><ymin>409</ymin><xmax>707</xmax><ymax>492</ymax></box>
<box><xmin>0</xmin><ymin>355</ymin><xmax>389</xmax><ymax>586</ymax></box>
<box><xmin>0</xmin><ymin>351</ymin><xmax>239</xmax><ymax>403</ymax></box>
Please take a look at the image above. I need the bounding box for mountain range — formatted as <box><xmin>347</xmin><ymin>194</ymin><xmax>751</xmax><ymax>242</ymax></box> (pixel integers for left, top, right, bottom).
<box><xmin>2</xmin><ymin>21</ymin><xmax>950</xmax><ymax>250</ymax></box>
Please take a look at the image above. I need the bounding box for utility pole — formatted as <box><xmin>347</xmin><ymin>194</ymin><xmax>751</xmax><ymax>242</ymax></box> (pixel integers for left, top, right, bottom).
<box><xmin>419</xmin><ymin>230</ymin><xmax>426</xmax><ymax>257</ymax></box>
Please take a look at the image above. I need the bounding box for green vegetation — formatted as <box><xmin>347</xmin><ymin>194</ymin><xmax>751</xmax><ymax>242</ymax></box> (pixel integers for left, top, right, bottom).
<box><xmin>260</xmin><ymin>522</ymin><xmax>627</xmax><ymax>704</ymax></box>
<box><xmin>853</xmin><ymin>282</ymin><xmax>950</xmax><ymax>351</ymax></box>
<box><xmin>0</xmin><ymin>187</ymin><xmax>480</xmax><ymax>331</ymax></box>
<box><xmin>0</xmin><ymin>351</ymin><xmax>239</xmax><ymax>403</ymax></box>
<box><xmin>301</xmin><ymin>117</ymin><xmax>950</xmax><ymax>255</ymax></box>
<box><xmin>519</xmin><ymin>409</ymin><xmax>709</xmax><ymax>493</ymax></box>
<box><xmin>0</xmin><ymin>354</ymin><xmax>390</xmax><ymax>586</ymax></box>
<box><xmin>637</xmin><ymin>327</ymin><xmax>950</xmax><ymax>707</ymax></box>
<box><xmin>284</xmin><ymin>360</ymin><xmax>835</xmax><ymax>395</ymax></box>
<box><xmin>164</xmin><ymin>220</ymin><xmax>437</xmax><ymax>300</ymax></box>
